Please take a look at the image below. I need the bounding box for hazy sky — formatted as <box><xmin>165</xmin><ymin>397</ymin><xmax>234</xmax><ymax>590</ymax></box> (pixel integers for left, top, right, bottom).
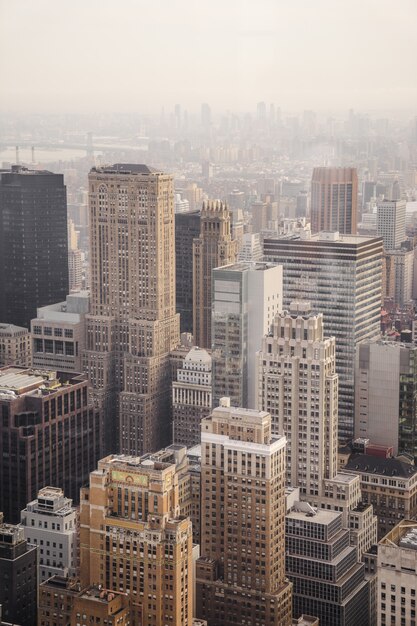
<box><xmin>1</xmin><ymin>0</ymin><xmax>416</xmax><ymax>114</ymax></box>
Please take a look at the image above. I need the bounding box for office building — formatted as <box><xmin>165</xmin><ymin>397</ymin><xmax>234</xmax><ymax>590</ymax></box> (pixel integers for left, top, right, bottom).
<box><xmin>175</xmin><ymin>211</ymin><xmax>201</xmax><ymax>334</ymax></box>
<box><xmin>172</xmin><ymin>346</ymin><xmax>212</xmax><ymax>448</ymax></box>
<box><xmin>0</xmin><ymin>514</ymin><xmax>37</xmax><ymax>626</ymax></box>
<box><xmin>20</xmin><ymin>486</ymin><xmax>78</xmax><ymax>582</ymax></box>
<box><xmin>0</xmin><ymin>323</ymin><xmax>31</xmax><ymax>367</ymax></box>
<box><xmin>80</xmin><ymin>452</ymin><xmax>193</xmax><ymax>626</ymax></box>
<box><xmin>355</xmin><ymin>341</ymin><xmax>417</xmax><ymax>456</ymax></box>
<box><xmin>263</xmin><ymin>232</ymin><xmax>383</xmax><ymax>440</ymax></box>
<box><xmin>0</xmin><ymin>166</ymin><xmax>68</xmax><ymax>328</ymax></box>
<box><xmin>31</xmin><ymin>291</ymin><xmax>89</xmax><ymax>373</ymax></box>
<box><xmin>68</xmin><ymin>248</ymin><xmax>83</xmax><ymax>292</ymax></box>
<box><xmin>38</xmin><ymin>576</ymin><xmax>132</xmax><ymax>626</ymax></box>
<box><xmin>390</xmin><ymin>247</ymin><xmax>414</xmax><ymax>305</ymax></box>
<box><xmin>257</xmin><ymin>301</ymin><xmax>338</xmax><ymax>498</ymax></box>
<box><xmin>286</xmin><ymin>504</ymin><xmax>369</xmax><ymax>626</ymax></box>
<box><xmin>344</xmin><ymin>455</ymin><xmax>417</xmax><ymax>539</ymax></box>
<box><xmin>193</xmin><ymin>201</ymin><xmax>237</xmax><ymax>349</ymax></box>
<box><xmin>238</xmin><ymin>232</ymin><xmax>263</xmax><ymax>262</ymax></box>
<box><xmin>196</xmin><ymin>399</ymin><xmax>293</xmax><ymax>626</ymax></box>
<box><xmin>212</xmin><ymin>262</ymin><xmax>282</xmax><ymax>409</ymax></box>
<box><xmin>311</xmin><ymin>167</ymin><xmax>358</xmax><ymax>235</ymax></box>
<box><xmin>376</xmin><ymin>199</ymin><xmax>406</xmax><ymax>251</ymax></box>
<box><xmin>0</xmin><ymin>366</ymin><xmax>101</xmax><ymax>523</ymax></box>
<box><xmin>83</xmin><ymin>164</ymin><xmax>180</xmax><ymax>455</ymax></box>
<box><xmin>377</xmin><ymin>519</ymin><xmax>417</xmax><ymax>626</ymax></box>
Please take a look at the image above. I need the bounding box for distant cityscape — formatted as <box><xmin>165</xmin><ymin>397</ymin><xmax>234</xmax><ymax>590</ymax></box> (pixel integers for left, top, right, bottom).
<box><xmin>1</xmin><ymin>103</ymin><xmax>417</xmax><ymax>626</ymax></box>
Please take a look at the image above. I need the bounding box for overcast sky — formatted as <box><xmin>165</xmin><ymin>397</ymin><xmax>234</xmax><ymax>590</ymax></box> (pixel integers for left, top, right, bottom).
<box><xmin>1</xmin><ymin>0</ymin><xmax>416</xmax><ymax>115</ymax></box>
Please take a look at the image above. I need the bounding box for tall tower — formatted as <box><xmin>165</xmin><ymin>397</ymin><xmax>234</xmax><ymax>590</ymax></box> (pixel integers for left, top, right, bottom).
<box><xmin>257</xmin><ymin>301</ymin><xmax>338</xmax><ymax>498</ymax></box>
<box><xmin>196</xmin><ymin>399</ymin><xmax>292</xmax><ymax>625</ymax></box>
<box><xmin>311</xmin><ymin>167</ymin><xmax>358</xmax><ymax>235</ymax></box>
<box><xmin>0</xmin><ymin>166</ymin><xmax>69</xmax><ymax>328</ymax></box>
<box><xmin>376</xmin><ymin>198</ymin><xmax>406</xmax><ymax>251</ymax></box>
<box><xmin>83</xmin><ymin>164</ymin><xmax>179</xmax><ymax>455</ymax></box>
<box><xmin>193</xmin><ymin>201</ymin><xmax>237</xmax><ymax>349</ymax></box>
<box><xmin>80</xmin><ymin>453</ymin><xmax>193</xmax><ymax>626</ymax></box>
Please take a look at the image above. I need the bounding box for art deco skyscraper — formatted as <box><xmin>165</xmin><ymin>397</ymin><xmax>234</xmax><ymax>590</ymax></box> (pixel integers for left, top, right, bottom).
<box><xmin>257</xmin><ymin>301</ymin><xmax>338</xmax><ymax>498</ymax></box>
<box><xmin>196</xmin><ymin>399</ymin><xmax>292</xmax><ymax>625</ymax></box>
<box><xmin>83</xmin><ymin>164</ymin><xmax>180</xmax><ymax>455</ymax></box>
<box><xmin>311</xmin><ymin>167</ymin><xmax>358</xmax><ymax>235</ymax></box>
<box><xmin>193</xmin><ymin>201</ymin><xmax>237</xmax><ymax>349</ymax></box>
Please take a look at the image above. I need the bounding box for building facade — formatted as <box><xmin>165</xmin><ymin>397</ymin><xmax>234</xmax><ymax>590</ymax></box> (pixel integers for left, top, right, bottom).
<box><xmin>192</xmin><ymin>201</ymin><xmax>237</xmax><ymax>349</ymax></box>
<box><xmin>31</xmin><ymin>291</ymin><xmax>89</xmax><ymax>373</ymax></box>
<box><xmin>196</xmin><ymin>399</ymin><xmax>293</xmax><ymax>626</ymax></box>
<box><xmin>0</xmin><ymin>366</ymin><xmax>101</xmax><ymax>523</ymax></box>
<box><xmin>0</xmin><ymin>166</ymin><xmax>69</xmax><ymax>328</ymax></box>
<box><xmin>286</xmin><ymin>504</ymin><xmax>369</xmax><ymax>626</ymax></box>
<box><xmin>0</xmin><ymin>323</ymin><xmax>31</xmax><ymax>367</ymax></box>
<box><xmin>172</xmin><ymin>346</ymin><xmax>212</xmax><ymax>448</ymax></box>
<box><xmin>83</xmin><ymin>164</ymin><xmax>180</xmax><ymax>455</ymax></box>
<box><xmin>175</xmin><ymin>211</ymin><xmax>201</xmax><ymax>334</ymax></box>
<box><xmin>355</xmin><ymin>341</ymin><xmax>417</xmax><ymax>456</ymax></box>
<box><xmin>376</xmin><ymin>199</ymin><xmax>406</xmax><ymax>251</ymax></box>
<box><xmin>0</xmin><ymin>514</ymin><xmax>37</xmax><ymax>626</ymax></box>
<box><xmin>80</xmin><ymin>452</ymin><xmax>194</xmax><ymax>626</ymax></box>
<box><xmin>257</xmin><ymin>301</ymin><xmax>338</xmax><ymax>498</ymax></box>
<box><xmin>263</xmin><ymin>232</ymin><xmax>383</xmax><ymax>440</ymax></box>
<box><xmin>212</xmin><ymin>262</ymin><xmax>282</xmax><ymax>409</ymax></box>
<box><xmin>20</xmin><ymin>486</ymin><xmax>78</xmax><ymax>582</ymax></box>
<box><xmin>311</xmin><ymin>167</ymin><xmax>358</xmax><ymax>235</ymax></box>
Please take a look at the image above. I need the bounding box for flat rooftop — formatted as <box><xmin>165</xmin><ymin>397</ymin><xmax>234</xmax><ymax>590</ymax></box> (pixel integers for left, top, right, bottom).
<box><xmin>0</xmin><ymin>366</ymin><xmax>86</xmax><ymax>398</ymax></box>
<box><xmin>287</xmin><ymin>508</ymin><xmax>340</xmax><ymax>524</ymax></box>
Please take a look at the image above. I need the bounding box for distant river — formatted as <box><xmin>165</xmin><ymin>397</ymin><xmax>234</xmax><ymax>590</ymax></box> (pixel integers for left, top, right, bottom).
<box><xmin>0</xmin><ymin>146</ymin><xmax>103</xmax><ymax>165</ymax></box>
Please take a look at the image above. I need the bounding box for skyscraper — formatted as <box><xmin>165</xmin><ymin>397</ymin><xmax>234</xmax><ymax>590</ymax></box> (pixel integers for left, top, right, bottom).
<box><xmin>257</xmin><ymin>301</ymin><xmax>338</xmax><ymax>498</ymax></box>
<box><xmin>0</xmin><ymin>366</ymin><xmax>101</xmax><ymax>523</ymax></box>
<box><xmin>0</xmin><ymin>166</ymin><xmax>69</xmax><ymax>328</ymax></box>
<box><xmin>83</xmin><ymin>164</ymin><xmax>180</xmax><ymax>455</ymax></box>
<box><xmin>376</xmin><ymin>199</ymin><xmax>406</xmax><ymax>250</ymax></box>
<box><xmin>175</xmin><ymin>210</ymin><xmax>201</xmax><ymax>334</ymax></box>
<box><xmin>263</xmin><ymin>232</ymin><xmax>383</xmax><ymax>440</ymax></box>
<box><xmin>212</xmin><ymin>262</ymin><xmax>282</xmax><ymax>409</ymax></box>
<box><xmin>80</xmin><ymin>452</ymin><xmax>194</xmax><ymax>626</ymax></box>
<box><xmin>193</xmin><ymin>201</ymin><xmax>237</xmax><ymax>349</ymax></box>
<box><xmin>311</xmin><ymin>167</ymin><xmax>358</xmax><ymax>235</ymax></box>
<box><xmin>172</xmin><ymin>346</ymin><xmax>212</xmax><ymax>448</ymax></box>
<box><xmin>196</xmin><ymin>399</ymin><xmax>293</xmax><ymax>626</ymax></box>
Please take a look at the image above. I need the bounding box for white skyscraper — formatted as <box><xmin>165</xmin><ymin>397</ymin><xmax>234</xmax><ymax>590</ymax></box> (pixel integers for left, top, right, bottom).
<box><xmin>212</xmin><ymin>262</ymin><xmax>282</xmax><ymax>409</ymax></box>
<box><xmin>376</xmin><ymin>199</ymin><xmax>406</xmax><ymax>251</ymax></box>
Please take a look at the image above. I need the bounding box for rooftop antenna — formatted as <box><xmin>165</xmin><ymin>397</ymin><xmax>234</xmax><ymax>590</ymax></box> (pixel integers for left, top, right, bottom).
<box><xmin>15</xmin><ymin>146</ymin><xmax>19</xmax><ymax>165</ymax></box>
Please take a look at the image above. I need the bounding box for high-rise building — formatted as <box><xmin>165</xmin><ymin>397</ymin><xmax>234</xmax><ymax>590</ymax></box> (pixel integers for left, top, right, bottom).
<box><xmin>80</xmin><ymin>452</ymin><xmax>194</xmax><ymax>626</ymax></box>
<box><xmin>0</xmin><ymin>166</ymin><xmax>69</xmax><ymax>328</ymax></box>
<box><xmin>376</xmin><ymin>199</ymin><xmax>406</xmax><ymax>251</ymax></box>
<box><xmin>172</xmin><ymin>346</ymin><xmax>212</xmax><ymax>448</ymax></box>
<box><xmin>212</xmin><ymin>262</ymin><xmax>282</xmax><ymax>409</ymax></box>
<box><xmin>193</xmin><ymin>201</ymin><xmax>237</xmax><ymax>349</ymax></box>
<box><xmin>263</xmin><ymin>232</ymin><xmax>383</xmax><ymax>440</ymax></box>
<box><xmin>83</xmin><ymin>164</ymin><xmax>180</xmax><ymax>455</ymax></box>
<box><xmin>286</xmin><ymin>504</ymin><xmax>369</xmax><ymax>626</ymax></box>
<box><xmin>0</xmin><ymin>514</ymin><xmax>37</xmax><ymax>626</ymax></box>
<box><xmin>31</xmin><ymin>291</ymin><xmax>90</xmax><ymax>373</ymax></box>
<box><xmin>377</xmin><ymin>519</ymin><xmax>417</xmax><ymax>626</ymax></box>
<box><xmin>238</xmin><ymin>232</ymin><xmax>263</xmax><ymax>262</ymax></box>
<box><xmin>0</xmin><ymin>366</ymin><xmax>101</xmax><ymax>523</ymax></box>
<box><xmin>257</xmin><ymin>301</ymin><xmax>338</xmax><ymax>498</ymax></box>
<box><xmin>175</xmin><ymin>211</ymin><xmax>201</xmax><ymax>334</ymax></box>
<box><xmin>311</xmin><ymin>167</ymin><xmax>358</xmax><ymax>235</ymax></box>
<box><xmin>0</xmin><ymin>323</ymin><xmax>31</xmax><ymax>367</ymax></box>
<box><xmin>20</xmin><ymin>486</ymin><xmax>78</xmax><ymax>583</ymax></box>
<box><xmin>355</xmin><ymin>340</ymin><xmax>417</xmax><ymax>456</ymax></box>
<box><xmin>196</xmin><ymin>399</ymin><xmax>293</xmax><ymax>626</ymax></box>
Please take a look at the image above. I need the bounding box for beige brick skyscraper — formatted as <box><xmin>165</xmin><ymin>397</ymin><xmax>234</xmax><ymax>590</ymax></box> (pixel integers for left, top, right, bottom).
<box><xmin>83</xmin><ymin>164</ymin><xmax>179</xmax><ymax>454</ymax></box>
<box><xmin>196</xmin><ymin>399</ymin><xmax>292</xmax><ymax>625</ymax></box>
<box><xmin>193</xmin><ymin>201</ymin><xmax>237</xmax><ymax>349</ymax></box>
<box><xmin>311</xmin><ymin>167</ymin><xmax>358</xmax><ymax>234</ymax></box>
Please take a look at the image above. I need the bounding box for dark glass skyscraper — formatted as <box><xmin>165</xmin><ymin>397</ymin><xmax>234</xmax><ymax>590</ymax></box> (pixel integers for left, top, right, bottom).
<box><xmin>175</xmin><ymin>210</ymin><xmax>200</xmax><ymax>334</ymax></box>
<box><xmin>0</xmin><ymin>166</ymin><xmax>69</xmax><ymax>328</ymax></box>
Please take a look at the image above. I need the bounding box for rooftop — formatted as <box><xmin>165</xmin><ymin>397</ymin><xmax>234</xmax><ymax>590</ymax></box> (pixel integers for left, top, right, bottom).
<box><xmin>91</xmin><ymin>163</ymin><xmax>158</xmax><ymax>175</ymax></box>
<box><xmin>0</xmin><ymin>366</ymin><xmax>86</xmax><ymax>399</ymax></box>
<box><xmin>345</xmin><ymin>454</ymin><xmax>417</xmax><ymax>479</ymax></box>
<box><xmin>287</xmin><ymin>508</ymin><xmax>340</xmax><ymax>525</ymax></box>
<box><xmin>380</xmin><ymin>519</ymin><xmax>417</xmax><ymax>549</ymax></box>
<box><xmin>0</xmin><ymin>323</ymin><xmax>29</xmax><ymax>335</ymax></box>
